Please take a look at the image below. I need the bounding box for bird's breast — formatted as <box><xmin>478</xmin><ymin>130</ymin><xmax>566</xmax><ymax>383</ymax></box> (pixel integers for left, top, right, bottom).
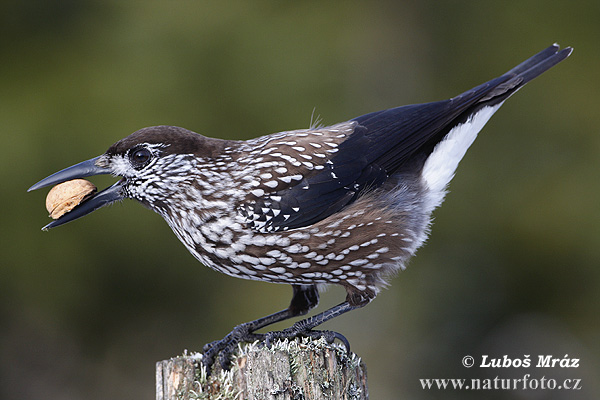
<box><xmin>161</xmin><ymin>179</ymin><xmax>431</xmax><ymax>298</ymax></box>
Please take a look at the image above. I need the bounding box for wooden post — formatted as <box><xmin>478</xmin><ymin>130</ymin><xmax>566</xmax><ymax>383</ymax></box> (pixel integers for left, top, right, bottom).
<box><xmin>156</xmin><ymin>337</ymin><xmax>368</xmax><ymax>399</ymax></box>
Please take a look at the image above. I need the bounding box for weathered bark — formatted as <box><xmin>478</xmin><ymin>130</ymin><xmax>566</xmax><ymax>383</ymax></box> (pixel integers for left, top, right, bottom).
<box><xmin>156</xmin><ymin>338</ymin><xmax>368</xmax><ymax>400</ymax></box>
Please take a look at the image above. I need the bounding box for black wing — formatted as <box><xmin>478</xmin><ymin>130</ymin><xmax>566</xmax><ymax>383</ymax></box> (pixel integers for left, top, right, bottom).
<box><xmin>242</xmin><ymin>44</ymin><xmax>572</xmax><ymax>232</ymax></box>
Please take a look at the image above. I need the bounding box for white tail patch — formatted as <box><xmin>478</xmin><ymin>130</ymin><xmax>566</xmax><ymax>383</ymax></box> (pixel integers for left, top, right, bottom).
<box><xmin>421</xmin><ymin>103</ymin><xmax>503</xmax><ymax>213</ymax></box>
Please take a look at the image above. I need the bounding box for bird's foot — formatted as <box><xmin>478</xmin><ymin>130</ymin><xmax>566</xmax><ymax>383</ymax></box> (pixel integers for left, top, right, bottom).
<box><xmin>201</xmin><ymin>322</ymin><xmax>265</xmax><ymax>373</ymax></box>
<box><xmin>201</xmin><ymin>324</ymin><xmax>351</xmax><ymax>374</ymax></box>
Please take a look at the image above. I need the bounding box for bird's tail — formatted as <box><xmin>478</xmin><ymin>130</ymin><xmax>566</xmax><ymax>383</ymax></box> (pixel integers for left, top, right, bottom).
<box><xmin>477</xmin><ymin>43</ymin><xmax>573</xmax><ymax>103</ymax></box>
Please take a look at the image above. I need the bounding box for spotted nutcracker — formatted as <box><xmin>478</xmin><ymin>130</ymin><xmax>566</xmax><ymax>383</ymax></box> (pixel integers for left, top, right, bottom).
<box><xmin>29</xmin><ymin>44</ymin><xmax>572</xmax><ymax>370</ymax></box>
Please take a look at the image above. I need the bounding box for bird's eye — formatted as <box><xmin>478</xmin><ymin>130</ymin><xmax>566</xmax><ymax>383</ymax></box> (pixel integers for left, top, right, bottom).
<box><xmin>129</xmin><ymin>147</ymin><xmax>152</xmax><ymax>169</ymax></box>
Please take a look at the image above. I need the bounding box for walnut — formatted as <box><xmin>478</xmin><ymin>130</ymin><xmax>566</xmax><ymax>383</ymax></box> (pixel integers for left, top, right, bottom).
<box><xmin>45</xmin><ymin>179</ymin><xmax>97</xmax><ymax>219</ymax></box>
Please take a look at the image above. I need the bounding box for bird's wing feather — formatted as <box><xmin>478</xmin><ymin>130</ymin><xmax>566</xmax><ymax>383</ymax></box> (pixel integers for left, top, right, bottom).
<box><xmin>238</xmin><ymin>44</ymin><xmax>571</xmax><ymax>233</ymax></box>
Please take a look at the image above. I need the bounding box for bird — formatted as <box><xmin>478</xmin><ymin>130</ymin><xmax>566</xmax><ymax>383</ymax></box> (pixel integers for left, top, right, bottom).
<box><xmin>29</xmin><ymin>44</ymin><xmax>572</xmax><ymax>371</ymax></box>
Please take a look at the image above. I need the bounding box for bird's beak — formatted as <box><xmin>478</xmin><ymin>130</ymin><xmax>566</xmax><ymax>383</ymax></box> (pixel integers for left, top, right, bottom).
<box><xmin>28</xmin><ymin>156</ymin><xmax>124</xmax><ymax>230</ymax></box>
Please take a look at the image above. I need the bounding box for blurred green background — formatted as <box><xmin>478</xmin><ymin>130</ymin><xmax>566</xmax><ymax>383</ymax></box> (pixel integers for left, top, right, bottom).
<box><xmin>1</xmin><ymin>1</ymin><xmax>599</xmax><ymax>399</ymax></box>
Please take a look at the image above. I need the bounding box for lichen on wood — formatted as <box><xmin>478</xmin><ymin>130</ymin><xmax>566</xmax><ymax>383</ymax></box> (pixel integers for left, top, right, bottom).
<box><xmin>156</xmin><ymin>337</ymin><xmax>368</xmax><ymax>400</ymax></box>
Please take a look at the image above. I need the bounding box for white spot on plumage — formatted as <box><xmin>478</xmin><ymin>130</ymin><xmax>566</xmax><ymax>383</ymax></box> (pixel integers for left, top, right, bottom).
<box><xmin>260</xmin><ymin>147</ymin><xmax>276</xmax><ymax>155</ymax></box>
<box><xmin>288</xmin><ymin>231</ymin><xmax>310</xmax><ymax>240</ymax></box>
<box><xmin>239</xmin><ymin>254</ymin><xmax>260</xmax><ymax>265</ymax></box>
<box><xmin>237</xmin><ymin>266</ymin><xmax>259</xmax><ymax>277</ymax></box>
<box><xmin>214</xmin><ymin>248</ymin><xmax>232</xmax><ymax>259</ymax></box>
<box><xmin>266</xmin><ymin>249</ymin><xmax>282</xmax><ymax>257</ymax></box>
<box><xmin>259</xmin><ymin>257</ymin><xmax>276</xmax><ymax>266</ymax></box>
<box><xmin>278</xmin><ymin>154</ymin><xmax>301</xmax><ymax>166</ymax></box>
<box><xmin>285</xmin><ymin>243</ymin><xmax>303</xmax><ymax>254</ymax></box>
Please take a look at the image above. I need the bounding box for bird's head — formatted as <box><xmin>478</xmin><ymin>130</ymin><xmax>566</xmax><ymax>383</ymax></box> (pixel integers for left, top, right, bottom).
<box><xmin>29</xmin><ymin>125</ymin><xmax>231</xmax><ymax>230</ymax></box>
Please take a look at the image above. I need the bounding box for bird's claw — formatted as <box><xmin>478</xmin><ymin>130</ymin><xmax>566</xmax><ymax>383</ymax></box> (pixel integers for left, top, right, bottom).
<box><xmin>202</xmin><ymin>325</ymin><xmax>352</xmax><ymax>374</ymax></box>
<box><xmin>201</xmin><ymin>323</ymin><xmax>265</xmax><ymax>373</ymax></box>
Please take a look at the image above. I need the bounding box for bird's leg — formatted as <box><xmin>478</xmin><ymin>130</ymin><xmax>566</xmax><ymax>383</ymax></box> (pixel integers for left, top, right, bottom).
<box><xmin>264</xmin><ymin>300</ymin><xmax>366</xmax><ymax>353</ymax></box>
<box><xmin>202</xmin><ymin>284</ymin><xmax>319</xmax><ymax>371</ymax></box>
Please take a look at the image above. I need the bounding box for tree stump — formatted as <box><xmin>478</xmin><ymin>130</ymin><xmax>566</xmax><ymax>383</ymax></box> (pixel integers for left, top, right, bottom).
<box><xmin>156</xmin><ymin>337</ymin><xmax>368</xmax><ymax>400</ymax></box>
